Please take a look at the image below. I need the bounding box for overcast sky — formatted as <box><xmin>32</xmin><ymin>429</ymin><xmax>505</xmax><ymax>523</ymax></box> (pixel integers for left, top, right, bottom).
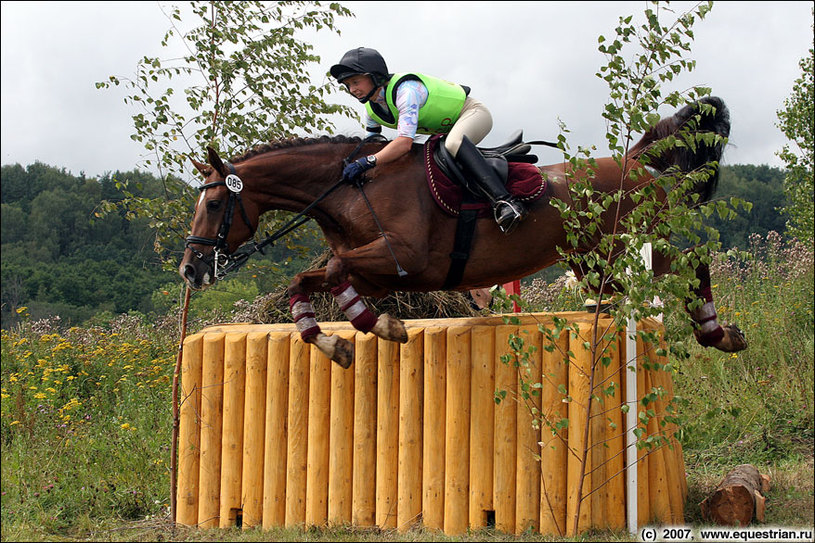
<box><xmin>1</xmin><ymin>1</ymin><xmax>812</xmax><ymax>179</ymax></box>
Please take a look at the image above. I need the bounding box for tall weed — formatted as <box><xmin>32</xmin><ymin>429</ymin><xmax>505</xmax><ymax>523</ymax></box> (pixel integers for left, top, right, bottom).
<box><xmin>674</xmin><ymin>232</ymin><xmax>814</xmax><ymax>466</ymax></box>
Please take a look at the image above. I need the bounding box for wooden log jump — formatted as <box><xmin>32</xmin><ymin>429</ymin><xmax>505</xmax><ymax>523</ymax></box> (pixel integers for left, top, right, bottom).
<box><xmin>176</xmin><ymin>312</ymin><xmax>685</xmax><ymax>535</ymax></box>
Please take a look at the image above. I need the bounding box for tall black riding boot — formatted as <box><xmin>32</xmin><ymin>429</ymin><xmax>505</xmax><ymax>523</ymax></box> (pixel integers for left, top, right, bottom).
<box><xmin>455</xmin><ymin>136</ymin><xmax>525</xmax><ymax>234</ymax></box>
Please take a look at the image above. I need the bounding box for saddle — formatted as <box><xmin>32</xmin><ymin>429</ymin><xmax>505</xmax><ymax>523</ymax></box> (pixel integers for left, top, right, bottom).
<box><xmin>424</xmin><ymin>133</ymin><xmax>547</xmax><ymax>217</ymax></box>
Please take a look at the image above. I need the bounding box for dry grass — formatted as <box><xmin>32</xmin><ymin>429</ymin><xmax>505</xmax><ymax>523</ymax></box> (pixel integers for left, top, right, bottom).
<box><xmin>232</xmin><ymin>251</ymin><xmax>484</xmax><ymax>325</ymax></box>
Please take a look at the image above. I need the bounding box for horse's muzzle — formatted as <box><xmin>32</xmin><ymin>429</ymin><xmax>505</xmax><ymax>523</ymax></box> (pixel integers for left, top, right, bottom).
<box><xmin>180</xmin><ymin>259</ymin><xmax>213</xmax><ymax>291</ymax></box>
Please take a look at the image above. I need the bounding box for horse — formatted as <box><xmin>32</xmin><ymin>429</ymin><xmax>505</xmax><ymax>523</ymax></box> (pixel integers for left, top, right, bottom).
<box><xmin>180</xmin><ymin>96</ymin><xmax>747</xmax><ymax>368</ymax></box>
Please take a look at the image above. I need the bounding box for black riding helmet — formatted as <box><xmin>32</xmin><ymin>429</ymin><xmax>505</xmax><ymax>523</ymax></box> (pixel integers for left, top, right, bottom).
<box><xmin>330</xmin><ymin>47</ymin><xmax>391</xmax><ymax>103</ymax></box>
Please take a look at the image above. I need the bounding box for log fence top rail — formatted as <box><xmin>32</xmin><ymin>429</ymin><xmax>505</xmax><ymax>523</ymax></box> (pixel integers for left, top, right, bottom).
<box><xmin>191</xmin><ymin>312</ymin><xmax>664</xmax><ymax>339</ymax></box>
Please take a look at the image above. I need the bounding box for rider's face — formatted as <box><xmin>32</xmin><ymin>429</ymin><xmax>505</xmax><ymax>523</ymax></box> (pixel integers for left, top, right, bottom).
<box><xmin>344</xmin><ymin>74</ymin><xmax>377</xmax><ymax>100</ymax></box>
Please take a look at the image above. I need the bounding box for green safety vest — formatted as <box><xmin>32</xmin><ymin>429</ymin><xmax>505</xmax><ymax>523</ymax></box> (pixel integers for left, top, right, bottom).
<box><xmin>365</xmin><ymin>72</ymin><xmax>467</xmax><ymax>135</ymax></box>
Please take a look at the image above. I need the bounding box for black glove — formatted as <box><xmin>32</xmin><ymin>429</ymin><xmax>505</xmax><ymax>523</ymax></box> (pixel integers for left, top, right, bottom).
<box><xmin>342</xmin><ymin>155</ymin><xmax>376</xmax><ymax>184</ymax></box>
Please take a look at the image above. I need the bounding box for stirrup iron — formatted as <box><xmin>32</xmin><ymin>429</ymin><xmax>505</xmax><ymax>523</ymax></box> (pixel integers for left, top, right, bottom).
<box><xmin>494</xmin><ymin>199</ymin><xmax>524</xmax><ymax>234</ymax></box>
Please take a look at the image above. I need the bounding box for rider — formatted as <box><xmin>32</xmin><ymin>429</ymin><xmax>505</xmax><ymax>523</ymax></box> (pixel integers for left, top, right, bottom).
<box><xmin>330</xmin><ymin>47</ymin><xmax>525</xmax><ymax>234</ymax></box>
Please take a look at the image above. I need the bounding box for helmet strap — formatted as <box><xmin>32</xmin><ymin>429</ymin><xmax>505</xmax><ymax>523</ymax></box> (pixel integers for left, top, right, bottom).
<box><xmin>358</xmin><ymin>80</ymin><xmax>381</xmax><ymax>104</ymax></box>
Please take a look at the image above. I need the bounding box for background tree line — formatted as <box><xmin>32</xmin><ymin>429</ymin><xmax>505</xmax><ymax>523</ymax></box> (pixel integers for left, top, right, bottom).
<box><xmin>0</xmin><ymin>159</ymin><xmax>790</xmax><ymax>329</ymax></box>
<box><xmin>0</xmin><ymin>161</ymin><xmax>326</xmax><ymax>328</ymax></box>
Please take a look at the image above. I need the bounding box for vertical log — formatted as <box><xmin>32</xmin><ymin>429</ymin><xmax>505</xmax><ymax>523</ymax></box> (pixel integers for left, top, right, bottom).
<box><xmin>644</xmin><ymin>365</ymin><xmax>671</xmax><ymax>524</ymax></box>
<box><xmin>376</xmin><ymin>339</ymin><xmax>400</xmax><ymax>529</ymax></box>
<box><xmin>493</xmin><ymin>324</ymin><xmax>518</xmax><ymax>534</ymax></box>
<box><xmin>285</xmin><ymin>337</ymin><xmax>309</xmax><ymax>527</ymax></box>
<box><xmin>352</xmin><ymin>333</ymin><xmax>378</xmax><ymax>526</ymax></box>
<box><xmin>605</xmin><ymin>336</ymin><xmax>626</xmax><ymax>531</ymax></box>
<box><xmin>469</xmin><ymin>325</ymin><xmax>495</xmax><ymax>530</ymax></box>
<box><xmin>398</xmin><ymin>329</ymin><xmax>424</xmax><ymax>531</ymax></box>
<box><xmin>328</xmin><ymin>332</ymin><xmax>356</xmax><ymax>526</ymax></box>
<box><xmin>516</xmin><ymin>325</ymin><xmax>542</xmax><ymax>534</ymax></box>
<box><xmin>262</xmin><ymin>332</ymin><xmax>290</xmax><ymax>529</ymax></box>
<box><xmin>651</xmin><ymin>345</ymin><xmax>684</xmax><ymax>524</ymax></box>
<box><xmin>422</xmin><ymin>326</ymin><xmax>447</xmax><ymax>531</ymax></box>
<box><xmin>177</xmin><ymin>334</ymin><xmax>203</xmax><ymax>526</ymax></box>
<box><xmin>540</xmin><ymin>325</ymin><xmax>568</xmax><ymax>537</ymax></box>
<box><xmin>219</xmin><ymin>333</ymin><xmax>246</xmax><ymax>528</ymax></box>
<box><xmin>444</xmin><ymin>325</ymin><xmax>471</xmax><ymax>535</ymax></box>
<box><xmin>241</xmin><ymin>332</ymin><xmax>267</xmax><ymax>529</ymax></box>
<box><xmin>567</xmin><ymin>322</ymin><xmax>592</xmax><ymax>536</ymax></box>
<box><xmin>305</xmin><ymin>343</ymin><xmax>331</xmax><ymax>526</ymax></box>
<box><xmin>590</xmin><ymin>332</ymin><xmax>608</xmax><ymax>531</ymax></box>
<box><xmin>198</xmin><ymin>333</ymin><xmax>225</xmax><ymax>528</ymax></box>
<box><xmin>658</xmin><ymin>343</ymin><xmax>688</xmax><ymax>502</ymax></box>
<box><xmin>635</xmin><ymin>335</ymin><xmax>651</xmax><ymax>525</ymax></box>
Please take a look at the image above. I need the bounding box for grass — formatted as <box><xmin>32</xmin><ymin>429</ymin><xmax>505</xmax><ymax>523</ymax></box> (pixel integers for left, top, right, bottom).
<box><xmin>2</xmin><ymin>232</ymin><xmax>813</xmax><ymax>541</ymax></box>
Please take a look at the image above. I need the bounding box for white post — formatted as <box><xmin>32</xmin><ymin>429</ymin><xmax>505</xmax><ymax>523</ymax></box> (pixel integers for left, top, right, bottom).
<box><xmin>625</xmin><ymin>312</ymin><xmax>638</xmax><ymax>535</ymax></box>
<box><xmin>625</xmin><ymin>242</ymin><xmax>654</xmax><ymax>535</ymax></box>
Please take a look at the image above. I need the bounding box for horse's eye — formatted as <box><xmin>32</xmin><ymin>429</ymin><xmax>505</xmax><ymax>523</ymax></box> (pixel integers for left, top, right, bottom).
<box><xmin>206</xmin><ymin>200</ymin><xmax>222</xmax><ymax>212</ymax></box>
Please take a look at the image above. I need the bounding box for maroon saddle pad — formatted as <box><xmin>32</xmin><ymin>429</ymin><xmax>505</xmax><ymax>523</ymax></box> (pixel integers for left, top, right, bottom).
<box><xmin>423</xmin><ymin>135</ymin><xmax>547</xmax><ymax>217</ymax></box>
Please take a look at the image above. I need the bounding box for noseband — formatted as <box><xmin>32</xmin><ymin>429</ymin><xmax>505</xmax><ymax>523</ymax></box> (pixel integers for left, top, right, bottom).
<box><xmin>185</xmin><ymin>162</ymin><xmax>256</xmax><ymax>280</ymax></box>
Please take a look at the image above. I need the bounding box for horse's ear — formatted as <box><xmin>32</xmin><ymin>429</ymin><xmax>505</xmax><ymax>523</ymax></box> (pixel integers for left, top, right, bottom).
<box><xmin>191</xmin><ymin>159</ymin><xmax>212</xmax><ymax>177</ymax></box>
<box><xmin>206</xmin><ymin>146</ymin><xmax>229</xmax><ymax>177</ymax></box>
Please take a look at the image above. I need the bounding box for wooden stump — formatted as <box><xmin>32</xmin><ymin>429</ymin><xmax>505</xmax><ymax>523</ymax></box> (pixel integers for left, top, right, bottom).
<box><xmin>700</xmin><ymin>464</ymin><xmax>770</xmax><ymax>526</ymax></box>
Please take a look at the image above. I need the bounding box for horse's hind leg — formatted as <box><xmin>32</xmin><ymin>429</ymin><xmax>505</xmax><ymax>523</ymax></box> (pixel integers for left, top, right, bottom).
<box><xmin>287</xmin><ymin>265</ymin><xmax>408</xmax><ymax>368</ymax></box>
<box><xmin>651</xmin><ymin>251</ymin><xmax>747</xmax><ymax>352</ymax></box>
<box><xmin>688</xmin><ymin>262</ymin><xmax>747</xmax><ymax>352</ymax></box>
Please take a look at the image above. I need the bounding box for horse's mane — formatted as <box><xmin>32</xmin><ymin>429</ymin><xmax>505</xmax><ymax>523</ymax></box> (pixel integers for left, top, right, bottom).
<box><xmin>231</xmin><ymin>135</ymin><xmax>363</xmax><ymax>164</ymax></box>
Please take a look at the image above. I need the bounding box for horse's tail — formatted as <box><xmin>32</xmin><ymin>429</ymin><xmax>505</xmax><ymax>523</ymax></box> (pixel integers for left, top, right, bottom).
<box><xmin>631</xmin><ymin>96</ymin><xmax>730</xmax><ymax>203</ymax></box>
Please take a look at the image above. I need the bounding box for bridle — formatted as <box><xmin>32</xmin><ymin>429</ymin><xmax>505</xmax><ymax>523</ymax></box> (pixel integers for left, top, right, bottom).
<box><xmin>184</xmin><ymin>162</ymin><xmax>257</xmax><ymax>280</ymax></box>
<box><xmin>184</xmin><ymin>136</ymin><xmax>393</xmax><ymax>281</ymax></box>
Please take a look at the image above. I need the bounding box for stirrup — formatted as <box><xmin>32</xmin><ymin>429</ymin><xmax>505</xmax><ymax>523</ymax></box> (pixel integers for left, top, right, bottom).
<box><xmin>494</xmin><ymin>200</ymin><xmax>524</xmax><ymax>234</ymax></box>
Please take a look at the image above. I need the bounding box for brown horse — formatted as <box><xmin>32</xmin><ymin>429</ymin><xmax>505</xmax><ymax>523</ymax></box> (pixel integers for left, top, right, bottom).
<box><xmin>180</xmin><ymin>96</ymin><xmax>746</xmax><ymax>368</ymax></box>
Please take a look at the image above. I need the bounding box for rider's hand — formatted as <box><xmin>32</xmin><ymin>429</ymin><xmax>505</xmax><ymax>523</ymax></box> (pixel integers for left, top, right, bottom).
<box><xmin>342</xmin><ymin>155</ymin><xmax>376</xmax><ymax>183</ymax></box>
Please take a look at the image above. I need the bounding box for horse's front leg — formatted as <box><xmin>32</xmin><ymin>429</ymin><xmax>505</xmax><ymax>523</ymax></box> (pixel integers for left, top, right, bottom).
<box><xmin>287</xmin><ymin>261</ymin><xmax>409</xmax><ymax>369</ymax></box>
<box><xmin>288</xmin><ymin>268</ymin><xmax>354</xmax><ymax>369</ymax></box>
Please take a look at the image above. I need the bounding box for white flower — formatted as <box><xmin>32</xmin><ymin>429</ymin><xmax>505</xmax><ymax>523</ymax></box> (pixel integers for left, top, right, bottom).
<box><xmin>564</xmin><ymin>270</ymin><xmax>579</xmax><ymax>290</ymax></box>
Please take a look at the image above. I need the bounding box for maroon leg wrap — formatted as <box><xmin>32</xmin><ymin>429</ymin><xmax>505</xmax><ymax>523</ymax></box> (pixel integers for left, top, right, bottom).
<box><xmin>331</xmin><ymin>281</ymin><xmax>378</xmax><ymax>333</ymax></box>
<box><xmin>689</xmin><ymin>269</ymin><xmax>724</xmax><ymax>346</ymax></box>
<box><xmin>289</xmin><ymin>294</ymin><xmax>320</xmax><ymax>340</ymax></box>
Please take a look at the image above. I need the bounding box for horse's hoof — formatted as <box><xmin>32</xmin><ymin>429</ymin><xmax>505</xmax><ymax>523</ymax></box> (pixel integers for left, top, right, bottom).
<box><xmin>332</xmin><ymin>338</ymin><xmax>355</xmax><ymax>369</ymax></box>
<box><xmin>719</xmin><ymin>323</ymin><xmax>748</xmax><ymax>352</ymax></box>
<box><xmin>372</xmin><ymin>313</ymin><xmax>408</xmax><ymax>343</ymax></box>
<box><xmin>312</xmin><ymin>333</ymin><xmax>355</xmax><ymax>369</ymax></box>
<box><xmin>706</xmin><ymin>323</ymin><xmax>747</xmax><ymax>353</ymax></box>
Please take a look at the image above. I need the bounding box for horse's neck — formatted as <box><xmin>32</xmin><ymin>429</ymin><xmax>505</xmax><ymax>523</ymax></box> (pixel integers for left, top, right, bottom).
<box><xmin>248</xmin><ymin>145</ymin><xmax>351</xmax><ymax>212</ymax></box>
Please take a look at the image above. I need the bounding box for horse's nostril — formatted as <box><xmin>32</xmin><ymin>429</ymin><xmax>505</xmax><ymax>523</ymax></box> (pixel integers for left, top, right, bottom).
<box><xmin>183</xmin><ymin>263</ymin><xmax>197</xmax><ymax>282</ymax></box>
